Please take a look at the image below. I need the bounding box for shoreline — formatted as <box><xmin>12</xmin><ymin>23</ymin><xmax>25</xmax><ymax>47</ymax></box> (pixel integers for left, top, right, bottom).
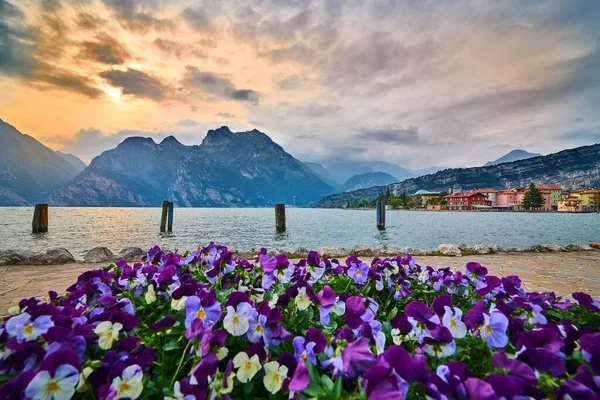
<box><xmin>1</xmin><ymin>242</ymin><xmax>599</xmax><ymax>265</ymax></box>
<box><xmin>1</xmin><ymin>250</ymin><xmax>599</xmax><ymax>314</ymax></box>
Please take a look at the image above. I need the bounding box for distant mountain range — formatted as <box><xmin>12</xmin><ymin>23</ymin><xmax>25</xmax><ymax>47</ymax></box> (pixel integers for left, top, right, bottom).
<box><xmin>342</xmin><ymin>172</ymin><xmax>398</xmax><ymax>192</ymax></box>
<box><xmin>484</xmin><ymin>149</ymin><xmax>541</xmax><ymax>166</ymax></box>
<box><xmin>0</xmin><ymin>119</ymin><xmax>80</xmax><ymax>205</ymax></box>
<box><xmin>325</xmin><ymin>161</ymin><xmax>414</xmax><ymax>183</ymax></box>
<box><xmin>49</xmin><ymin>126</ymin><xmax>335</xmax><ymax>207</ymax></box>
<box><xmin>318</xmin><ymin>144</ymin><xmax>600</xmax><ymax>207</ymax></box>
<box><xmin>55</xmin><ymin>151</ymin><xmax>87</xmax><ymax>172</ymax></box>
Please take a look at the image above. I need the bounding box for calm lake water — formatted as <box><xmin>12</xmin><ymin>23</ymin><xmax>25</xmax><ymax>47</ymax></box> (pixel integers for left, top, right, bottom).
<box><xmin>0</xmin><ymin>207</ymin><xmax>599</xmax><ymax>259</ymax></box>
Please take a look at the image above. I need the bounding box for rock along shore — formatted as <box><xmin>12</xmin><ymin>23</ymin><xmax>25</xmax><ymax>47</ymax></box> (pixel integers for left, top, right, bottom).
<box><xmin>1</xmin><ymin>242</ymin><xmax>599</xmax><ymax>266</ymax></box>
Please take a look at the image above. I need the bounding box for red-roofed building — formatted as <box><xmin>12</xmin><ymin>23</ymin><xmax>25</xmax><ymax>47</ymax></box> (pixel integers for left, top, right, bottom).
<box><xmin>444</xmin><ymin>191</ymin><xmax>492</xmax><ymax>211</ymax></box>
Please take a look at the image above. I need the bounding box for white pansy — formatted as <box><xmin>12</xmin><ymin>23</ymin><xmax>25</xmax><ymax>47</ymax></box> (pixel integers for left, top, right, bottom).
<box><xmin>295</xmin><ymin>287</ymin><xmax>311</xmax><ymax>311</ymax></box>
<box><xmin>223</xmin><ymin>302</ymin><xmax>253</xmax><ymax>336</ymax></box>
<box><xmin>110</xmin><ymin>364</ymin><xmax>144</xmax><ymax>400</ymax></box>
<box><xmin>94</xmin><ymin>321</ymin><xmax>123</xmax><ymax>350</ymax></box>
<box><xmin>232</xmin><ymin>352</ymin><xmax>261</xmax><ymax>383</ymax></box>
<box><xmin>25</xmin><ymin>364</ymin><xmax>79</xmax><ymax>400</ymax></box>
<box><xmin>76</xmin><ymin>367</ymin><xmax>94</xmax><ymax>393</ymax></box>
<box><xmin>145</xmin><ymin>285</ymin><xmax>157</xmax><ymax>304</ymax></box>
<box><xmin>441</xmin><ymin>306</ymin><xmax>467</xmax><ymax>339</ymax></box>
<box><xmin>263</xmin><ymin>361</ymin><xmax>288</xmax><ymax>394</ymax></box>
<box><xmin>171</xmin><ymin>296</ymin><xmax>187</xmax><ymax>311</ymax></box>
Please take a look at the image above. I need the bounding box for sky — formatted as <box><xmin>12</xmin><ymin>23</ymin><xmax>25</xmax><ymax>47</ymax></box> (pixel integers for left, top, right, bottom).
<box><xmin>1</xmin><ymin>0</ymin><xmax>599</xmax><ymax>168</ymax></box>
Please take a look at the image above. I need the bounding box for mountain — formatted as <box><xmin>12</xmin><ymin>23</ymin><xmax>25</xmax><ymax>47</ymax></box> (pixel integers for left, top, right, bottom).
<box><xmin>301</xmin><ymin>162</ymin><xmax>341</xmax><ymax>191</ymax></box>
<box><xmin>0</xmin><ymin>118</ymin><xmax>81</xmax><ymax>205</ymax></box>
<box><xmin>50</xmin><ymin>127</ymin><xmax>336</xmax><ymax>207</ymax></box>
<box><xmin>484</xmin><ymin>149</ymin><xmax>541</xmax><ymax>166</ymax></box>
<box><xmin>318</xmin><ymin>143</ymin><xmax>600</xmax><ymax>207</ymax></box>
<box><xmin>56</xmin><ymin>151</ymin><xmax>87</xmax><ymax>172</ymax></box>
<box><xmin>326</xmin><ymin>161</ymin><xmax>414</xmax><ymax>183</ymax></box>
<box><xmin>342</xmin><ymin>172</ymin><xmax>398</xmax><ymax>192</ymax></box>
<box><xmin>410</xmin><ymin>166</ymin><xmax>446</xmax><ymax>177</ymax></box>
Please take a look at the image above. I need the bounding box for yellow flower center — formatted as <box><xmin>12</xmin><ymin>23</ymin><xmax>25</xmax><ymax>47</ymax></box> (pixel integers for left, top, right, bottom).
<box><xmin>120</xmin><ymin>382</ymin><xmax>129</xmax><ymax>393</ymax></box>
<box><xmin>245</xmin><ymin>361</ymin><xmax>253</xmax><ymax>371</ymax></box>
<box><xmin>485</xmin><ymin>325</ymin><xmax>492</xmax><ymax>334</ymax></box>
<box><xmin>450</xmin><ymin>319</ymin><xmax>456</xmax><ymax>327</ymax></box>
<box><xmin>107</xmin><ymin>331</ymin><xmax>113</xmax><ymax>339</ymax></box>
<box><xmin>232</xmin><ymin>316</ymin><xmax>240</xmax><ymax>324</ymax></box>
<box><xmin>196</xmin><ymin>308</ymin><xmax>206</xmax><ymax>319</ymax></box>
<box><xmin>272</xmin><ymin>374</ymin><xmax>280</xmax><ymax>383</ymax></box>
<box><xmin>23</xmin><ymin>325</ymin><xmax>33</xmax><ymax>335</ymax></box>
<box><xmin>46</xmin><ymin>381</ymin><xmax>59</xmax><ymax>393</ymax></box>
<box><xmin>255</xmin><ymin>324</ymin><xmax>263</xmax><ymax>333</ymax></box>
<box><xmin>301</xmin><ymin>353</ymin><xmax>307</xmax><ymax>360</ymax></box>
<box><xmin>356</xmin><ymin>270</ymin><xmax>361</xmax><ymax>276</ymax></box>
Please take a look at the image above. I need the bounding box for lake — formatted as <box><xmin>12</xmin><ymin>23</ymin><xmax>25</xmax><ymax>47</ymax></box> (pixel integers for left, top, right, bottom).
<box><xmin>0</xmin><ymin>207</ymin><xmax>599</xmax><ymax>259</ymax></box>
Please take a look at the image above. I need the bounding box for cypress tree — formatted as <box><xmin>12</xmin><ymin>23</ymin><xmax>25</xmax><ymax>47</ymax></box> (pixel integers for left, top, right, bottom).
<box><xmin>522</xmin><ymin>184</ymin><xmax>544</xmax><ymax>210</ymax></box>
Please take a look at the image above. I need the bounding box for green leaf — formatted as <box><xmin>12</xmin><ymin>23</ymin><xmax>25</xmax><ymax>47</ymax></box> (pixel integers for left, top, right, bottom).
<box><xmin>304</xmin><ymin>381</ymin><xmax>324</xmax><ymax>397</ymax></box>
<box><xmin>164</xmin><ymin>338</ymin><xmax>181</xmax><ymax>351</ymax></box>
<box><xmin>333</xmin><ymin>377</ymin><xmax>342</xmax><ymax>398</ymax></box>
<box><xmin>244</xmin><ymin>381</ymin><xmax>254</xmax><ymax>394</ymax></box>
<box><xmin>320</xmin><ymin>375</ymin><xmax>334</xmax><ymax>391</ymax></box>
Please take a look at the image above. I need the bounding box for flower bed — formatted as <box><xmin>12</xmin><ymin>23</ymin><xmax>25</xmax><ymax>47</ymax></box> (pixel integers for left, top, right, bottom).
<box><xmin>1</xmin><ymin>243</ymin><xmax>600</xmax><ymax>399</ymax></box>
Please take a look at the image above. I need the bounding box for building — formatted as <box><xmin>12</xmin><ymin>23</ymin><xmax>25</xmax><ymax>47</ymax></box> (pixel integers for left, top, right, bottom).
<box><xmin>414</xmin><ymin>190</ymin><xmax>442</xmax><ymax>206</ymax></box>
<box><xmin>496</xmin><ymin>189</ymin><xmax>520</xmax><ymax>209</ymax></box>
<box><xmin>444</xmin><ymin>191</ymin><xmax>492</xmax><ymax>210</ymax></box>
<box><xmin>573</xmin><ymin>189</ymin><xmax>600</xmax><ymax>212</ymax></box>
<box><xmin>558</xmin><ymin>196</ymin><xmax>582</xmax><ymax>212</ymax></box>
<box><xmin>536</xmin><ymin>186</ymin><xmax>562</xmax><ymax>209</ymax></box>
<box><xmin>471</xmin><ymin>189</ymin><xmax>498</xmax><ymax>206</ymax></box>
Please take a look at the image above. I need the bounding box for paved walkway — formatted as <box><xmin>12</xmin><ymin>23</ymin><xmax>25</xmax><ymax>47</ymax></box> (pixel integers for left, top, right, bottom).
<box><xmin>1</xmin><ymin>251</ymin><xmax>599</xmax><ymax>314</ymax></box>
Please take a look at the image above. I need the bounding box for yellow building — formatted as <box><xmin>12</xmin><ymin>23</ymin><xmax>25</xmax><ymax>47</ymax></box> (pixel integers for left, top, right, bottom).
<box><xmin>573</xmin><ymin>189</ymin><xmax>600</xmax><ymax>212</ymax></box>
<box><xmin>558</xmin><ymin>196</ymin><xmax>582</xmax><ymax>212</ymax></box>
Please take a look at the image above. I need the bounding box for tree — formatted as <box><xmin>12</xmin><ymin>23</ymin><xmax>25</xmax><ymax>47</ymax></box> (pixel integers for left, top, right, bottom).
<box><xmin>522</xmin><ymin>184</ymin><xmax>544</xmax><ymax>210</ymax></box>
<box><xmin>350</xmin><ymin>199</ymin><xmax>359</xmax><ymax>208</ymax></box>
<box><xmin>361</xmin><ymin>198</ymin><xmax>370</xmax><ymax>208</ymax></box>
<box><xmin>388</xmin><ymin>197</ymin><xmax>404</xmax><ymax>209</ymax></box>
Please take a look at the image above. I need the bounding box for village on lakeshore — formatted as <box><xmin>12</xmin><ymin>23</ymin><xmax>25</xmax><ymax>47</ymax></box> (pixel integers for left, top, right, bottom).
<box><xmin>342</xmin><ymin>185</ymin><xmax>600</xmax><ymax>212</ymax></box>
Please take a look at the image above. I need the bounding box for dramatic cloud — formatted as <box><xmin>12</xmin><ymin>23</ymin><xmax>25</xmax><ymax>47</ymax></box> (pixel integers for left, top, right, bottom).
<box><xmin>359</xmin><ymin>125</ymin><xmax>423</xmax><ymax>145</ymax></box>
<box><xmin>1</xmin><ymin>0</ymin><xmax>599</xmax><ymax>169</ymax></box>
<box><xmin>80</xmin><ymin>34</ymin><xmax>132</xmax><ymax>64</ymax></box>
<box><xmin>100</xmin><ymin>68</ymin><xmax>169</xmax><ymax>100</ymax></box>
<box><xmin>182</xmin><ymin>66</ymin><xmax>260</xmax><ymax>103</ymax></box>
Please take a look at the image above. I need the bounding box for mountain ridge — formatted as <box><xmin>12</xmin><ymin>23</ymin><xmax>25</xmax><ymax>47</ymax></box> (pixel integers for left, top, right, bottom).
<box><xmin>318</xmin><ymin>143</ymin><xmax>600</xmax><ymax>207</ymax></box>
<box><xmin>484</xmin><ymin>149</ymin><xmax>542</xmax><ymax>166</ymax></box>
<box><xmin>49</xmin><ymin>126</ymin><xmax>336</xmax><ymax>207</ymax></box>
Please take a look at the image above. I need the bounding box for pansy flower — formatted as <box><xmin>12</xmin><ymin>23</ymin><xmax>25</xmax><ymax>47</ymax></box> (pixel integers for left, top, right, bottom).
<box><xmin>108</xmin><ymin>364</ymin><xmax>144</xmax><ymax>400</ymax></box>
<box><xmin>184</xmin><ymin>291</ymin><xmax>222</xmax><ymax>329</ymax></box>
<box><xmin>232</xmin><ymin>351</ymin><xmax>261</xmax><ymax>383</ymax></box>
<box><xmin>223</xmin><ymin>302</ymin><xmax>254</xmax><ymax>336</ymax></box>
<box><xmin>263</xmin><ymin>361</ymin><xmax>288</xmax><ymax>394</ymax></box>
<box><xmin>5</xmin><ymin>312</ymin><xmax>53</xmax><ymax>343</ymax></box>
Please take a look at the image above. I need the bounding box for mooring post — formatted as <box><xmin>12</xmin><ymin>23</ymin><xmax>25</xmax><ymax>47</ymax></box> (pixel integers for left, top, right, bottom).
<box><xmin>32</xmin><ymin>204</ymin><xmax>48</xmax><ymax>233</ymax></box>
<box><xmin>377</xmin><ymin>201</ymin><xmax>386</xmax><ymax>230</ymax></box>
<box><xmin>160</xmin><ymin>200</ymin><xmax>168</xmax><ymax>232</ymax></box>
<box><xmin>275</xmin><ymin>204</ymin><xmax>286</xmax><ymax>233</ymax></box>
<box><xmin>167</xmin><ymin>201</ymin><xmax>174</xmax><ymax>232</ymax></box>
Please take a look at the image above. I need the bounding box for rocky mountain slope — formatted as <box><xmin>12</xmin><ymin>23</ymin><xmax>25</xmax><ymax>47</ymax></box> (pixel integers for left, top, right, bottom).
<box><xmin>342</xmin><ymin>171</ymin><xmax>398</xmax><ymax>192</ymax></box>
<box><xmin>50</xmin><ymin>127</ymin><xmax>336</xmax><ymax>207</ymax></box>
<box><xmin>318</xmin><ymin>143</ymin><xmax>600</xmax><ymax>207</ymax></box>
<box><xmin>56</xmin><ymin>151</ymin><xmax>87</xmax><ymax>172</ymax></box>
<box><xmin>0</xmin><ymin>119</ymin><xmax>80</xmax><ymax>205</ymax></box>
<box><xmin>484</xmin><ymin>149</ymin><xmax>541</xmax><ymax>166</ymax></box>
<box><xmin>326</xmin><ymin>161</ymin><xmax>414</xmax><ymax>183</ymax></box>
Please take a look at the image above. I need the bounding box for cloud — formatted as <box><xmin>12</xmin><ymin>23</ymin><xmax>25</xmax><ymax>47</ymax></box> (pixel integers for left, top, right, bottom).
<box><xmin>181</xmin><ymin>66</ymin><xmax>260</xmax><ymax>103</ymax></box>
<box><xmin>358</xmin><ymin>125</ymin><xmax>423</xmax><ymax>145</ymax></box>
<box><xmin>152</xmin><ymin>38</ymin><xmax>208</xmax><ymax>59</ymax></box>
<box><xmin>181</xmin><ymin>7</ymin><xmax>214</xmax><ymax>32</ymax></box>
<box><xmin>216</xmin><ymin>112</ymin><xmax>235</xmax><ymax>118</ymax></box>
<box><xmin>176</xmin><ymin>119</ymin><xmax>201</xmax><ymax>127</ymax></box>
<box><xmin>80</xmin><ymin>34</ymin><xmax>132</xmax><ymax>64</ymax></box>
<box><xmin>76</xmin><ymin>12</ymin><xmax>106</xmax><ymax>30</ymax></box>
<box><xmin>229</xmin><ymin>89</ymin><xmax>260</xmax><ymax>103</ymax></box>
<box><xmin>100</xmin><ymin>68</ymin><xmax>170</xmax><ymax>100</ymax></box>
<box><xmin>101</xmin><ymin>0</ymin><xmax>174</xmax><ymax>33</ymax></box>
<box><xmin>190</xmin><ymin>105</ymin><xmax>198</xmax><ymax>112</ymax></box>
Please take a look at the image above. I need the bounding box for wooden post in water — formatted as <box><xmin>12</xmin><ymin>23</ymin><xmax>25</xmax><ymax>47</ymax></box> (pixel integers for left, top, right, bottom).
<box><xmin>377</xmin><ymin>201</ymin><xmax>386</xmax><ymax>230</ymax></box>
<box><xmin>275</xmin><ymin>204</ymin><xmax>286</xmax><ymax>233</ymax></box>
<box><xmin>160</xmin><ymin>200</ymin><xmax>169</xmax><ymax>232</ymax></box>
<box><xmin>32</xmin><ymin>204</ymin><xmax>48</xmax><ymax>233</ymax></box>
<box><xmin>167</xmin><ymin>202</ymin><xmax>174</xmax><ymax>232</ymax></box>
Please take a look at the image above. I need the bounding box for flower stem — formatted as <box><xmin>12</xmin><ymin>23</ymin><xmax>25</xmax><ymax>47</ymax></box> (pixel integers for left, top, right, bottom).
<box><xmin>170</xmin><ymin>340</ymin><xmax>192</xmax><ymax>387</ymax></box>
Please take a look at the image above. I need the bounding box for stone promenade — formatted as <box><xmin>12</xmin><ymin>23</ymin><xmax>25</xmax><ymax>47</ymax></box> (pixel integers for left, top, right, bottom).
<box><xmin>1</xmin><ymin>251</ymin><xmax>599</xmax><ymax>314</ymax></box>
